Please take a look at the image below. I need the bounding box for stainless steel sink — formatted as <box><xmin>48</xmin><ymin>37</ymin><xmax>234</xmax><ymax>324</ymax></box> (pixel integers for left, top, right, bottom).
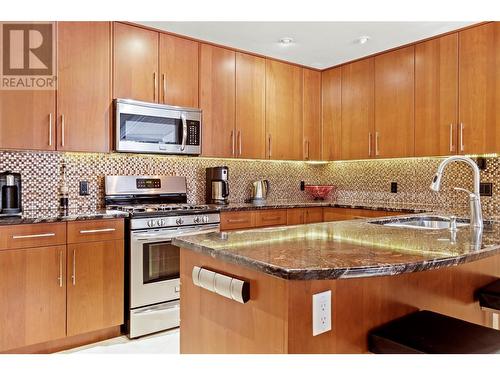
<box><xmin>369</xmin><ymin>216</ymin><xmax>469</xmax><ymax>230</ymax></box>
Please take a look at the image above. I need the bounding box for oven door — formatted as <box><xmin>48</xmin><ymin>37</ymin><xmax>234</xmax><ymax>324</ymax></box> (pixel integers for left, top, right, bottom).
<box><xmin>130</xmin><ymin>224</ymin><xmax>219</xmax><ymax>308</ymax></box>
<box><xmin>115</xmin><ymin>100</ymin><xmax>201</xmax><ymax>155</ymax></box>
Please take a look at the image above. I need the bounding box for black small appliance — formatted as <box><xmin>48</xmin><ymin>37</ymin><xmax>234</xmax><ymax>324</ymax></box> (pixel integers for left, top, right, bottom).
<box><xmin>0</xmin><ymin>171</ymin><xmax>22</xmax><ymax>216</ymax></box>
<box><xmin>206</xmin><ymin>166</ymin><xmax>229</xmax><ymax>205</ymax></box>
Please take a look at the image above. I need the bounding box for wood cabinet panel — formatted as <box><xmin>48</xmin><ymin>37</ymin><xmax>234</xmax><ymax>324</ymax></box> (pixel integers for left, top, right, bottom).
<box><xmin>159</xmin><ymin>33</ymin><xmax>199</xmax><ymax>107</ymax></box>
<box><xmin>235</xmin><ymin>52</ymin><xmax>266</xmax><ymax>159</ymax></box>
<box><xmin>341</xmin><ymin>58</ymin><xmax>375</xmax><ymax>160</ymax></box>
<box><xmin>304</xmin><ymin>207</ymin><xmax>323</xmax><ymax>223</ymax></box>
<box><xmin>286</xmin><ymin>208</ymin><xmax>305</xmax><ymax>225</ymax></box>
<box><xmin>323</xmin><ymin>207</ymin><xmax>406</xmax><ymax>222</ymax></box>
<box><xmin>220</xmin><ymin>211</ymin><xmax>255</xmax><ymax>231</ymax></box>
<box><xmin>0</xmin><ymin>91</ymin><xmax>56</xmax><ymax>151</ymax></box>
<box><xmin>66</xmin><ymin>240</ymin><xmax>124</xmax><ymax>336</ymax></box>
<box><xmin>0</xmin><ymin>245</ymin><xmax>66</xmax><ymax>352</ymax></box>
<box><xmin>113</xmin><ymin>22</ymin><xmax>158</xmax><ymax>102</ymax></box>
<box><xmin>255</xmin><ymin>209</ymin><xmax>287</xmax><ymax>228</ymax></box>
<box><xmin>415</xmin><ymin>33</ymin><xmax>458</xmax><ymax>157</ymax></box>
<box><xmin>459</xmin><ymin>22</ymin><xmax>500</xmax><ymax>154</ymax></box>
<box><xmin>57</xmin><ymin>22</ymin><xmax>111</xmax><ymax>152</ymax></box>
<box><xmin>266</xmin><ymin>60</ymin><xmax>303</xmax><ymax>160</ymax></box>
<box><xmin>200</xmin><ymin>44</ymin><xmax>236</xmax><ymax>157</ymax></box>
<box><xmin>321</xmin><ymin>67</ymin><xmax>342</xmax><ymax>160</ymax></box>
<box><xmin>0</xmin><ymin>223</ymin><xmax>66</xmax><ymax>250</ymax></box>
<box><xmin>303</xmin><ymin>69</ymin><xmax>321</xmax><ymax>160</ymax></box>
<box><xmin>67</xmin><ymin>219</ymin><xmax>124</xmax><ymax>244</ymax></box>
<box><xmin>374</xmin><ymin>46</ymin><xmax>415</xmax><ymax>158</ymax></box>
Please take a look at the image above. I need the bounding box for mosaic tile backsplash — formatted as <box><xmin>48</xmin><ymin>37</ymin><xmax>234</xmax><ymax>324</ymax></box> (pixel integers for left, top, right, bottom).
<box><xmin>0</xmin><ymin>150</ymin><xmax>498</xmax><ymax>217</ymax></box>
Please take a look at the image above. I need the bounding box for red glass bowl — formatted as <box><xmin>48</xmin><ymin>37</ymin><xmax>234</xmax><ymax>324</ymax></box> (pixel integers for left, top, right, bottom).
<box><xmin>304</xmin><ymin>185</ymin><xmax>335</xmax><ymax>200</ymax></box>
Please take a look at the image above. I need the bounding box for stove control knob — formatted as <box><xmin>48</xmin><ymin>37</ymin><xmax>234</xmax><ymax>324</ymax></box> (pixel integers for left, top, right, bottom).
<box><xmin>160</xmin><ymin>219</ymin><xmax>166</xmax><ymax>226</ymax></box>
<box><xmin>202</xmin><ymin>215</ymin><xmax>209</xmax><ymax>223</ymax></box>
<box><xmin>193</xmin><ymin>216</ymin><xmax>200</xmax><ymax>224</ymax></box>
<box><xmin>147</xmin><ymin>220</ymin><xmax>154</xmax><ymax>227</ymax></box>
<box><xmin>176</xmin><ymin>218</ymin><xmax>184</xmax><ymax>225</ymax></box>
<box><xmin>156</xmin><ymin>219</ymin><xmax>164</xmax><ymax>227</ymax></box>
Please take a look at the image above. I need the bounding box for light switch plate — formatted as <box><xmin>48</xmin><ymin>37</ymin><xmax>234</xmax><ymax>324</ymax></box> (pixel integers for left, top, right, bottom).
<box><xmin>312</xmin><ymin>290</ymin><xmax>332</xmax><ymax>336</ymax></box>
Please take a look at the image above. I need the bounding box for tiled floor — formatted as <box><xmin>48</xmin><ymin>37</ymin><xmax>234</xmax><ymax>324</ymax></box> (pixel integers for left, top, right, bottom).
<box><xmin>60</xmin><ymin>328</ymin><xmax>180</xmax><ymax>354</ymax></box>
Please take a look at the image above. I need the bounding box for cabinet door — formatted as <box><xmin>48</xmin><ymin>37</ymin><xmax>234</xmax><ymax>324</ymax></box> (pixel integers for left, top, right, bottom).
<box><xmin>57</xmin><ymin>22</ymin><xmax>111</xmax><ymax>152</ymax></box>
<box><xmin>113</xmin><ymin>23</ymin><xmax>158</xmax><ymax>102</ymax></box>
<box><xmin>235</xmin><ymin>52</ymin><xmax>266</xmax><ymax>159</ymax></box>
<box><xmin>0</xmin><ymin>92</ymin><xmax>56</xmax><ymax>151</ymax></box>
<box><xmin>341</xmin><ymin>58</ymin><xmax>375</xmax><ymax>160</ymax></box>
<box><xmin>321</xmin><ymin>67</ymin><xmax>342</xmax><ymax>161</ymax></box>
<box><xmin>0</xmin><ymin>245</ymin><xmax>66</xmax><ymax>352</ymax></box>
<box><xmin>220</xmin><ymin>211</ymin><xmax>255</xmax><ymax>231</ymax></box>
<box><xmin>303</xmin><ymin>69</ymin><xmax>321</xmax><ymax>160</ymax></box>
<box><xmin>159</xmin><ymin>34</ymin><xmax>199</xmax><ymax>107</ymax></box>
<box><xmin>415</xmin><ymin>33</ymin><xmax>458</xmax><ymax>157</ymax></box>
<box><xmin>286</xmin><ymin>208</ymin><xmax>304</xmax><ymax>225</ymax></box>
<box><xmin>254</xmin><ymin>209</ymin><xmax>287</xmax><ymax>228</ymax></box>
<box><xmin>374</xmin><ymin>46</ymin><xmax>415</xmax><ymax>158</ymax></box>
<box><xmin>459</xmin><ymin>22</ymin><xmax>500</xmax><ymax>154</ymax></box>
<box><xmin>67</xmin><ymin>240</ymin><xmax>124</xmax><ymax>336</ymax></box>
<box><xmin>200</xmin><ymin>44</ymin><xmax>235</xmax><ymax>157</ymax></box>
<box><xmin>266</xmin><ymin>60</ymin><xmax>303</xmax><ymax>160</ymax></box>
<box><xmin>304</xmin><ymin>207</ymin><xmax>323</xmax><ymax>224</ymax></box>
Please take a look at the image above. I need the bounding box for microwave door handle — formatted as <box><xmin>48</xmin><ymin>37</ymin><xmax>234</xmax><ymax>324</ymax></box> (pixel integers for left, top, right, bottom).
<box><xmin>180</xmin><ymin>113</ymin><xmax>187</xmax><ymax>151</ymax></box>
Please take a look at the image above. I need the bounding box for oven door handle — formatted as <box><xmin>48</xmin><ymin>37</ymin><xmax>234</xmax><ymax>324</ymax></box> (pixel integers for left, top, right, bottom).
<box><xmin>180</xmin><ymin>113</ymin><xmax>187</xmax><ymax>151</ymax></box>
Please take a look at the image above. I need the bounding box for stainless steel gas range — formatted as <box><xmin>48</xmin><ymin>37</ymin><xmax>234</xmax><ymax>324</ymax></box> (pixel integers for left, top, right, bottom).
<box><xmin>105</xmin><ymin>175</ymin><xmax>220</xmax><ymax>338</ymax></box>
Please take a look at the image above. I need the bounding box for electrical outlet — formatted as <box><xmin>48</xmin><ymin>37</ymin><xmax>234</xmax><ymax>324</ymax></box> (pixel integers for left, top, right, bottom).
<box><xmin>391</xmin><ymin>182</ymin><xmax>398</xmax><ymax>193</ymax></box>
<box><xmin>312</xmin><ymin>290</ymin><xmax>332</xmax><ymax>336</ymax></box>
<box><xmin>79</xmin><ymin>181</ymin><xmax>89</xmax><ymax>196</ymax></box>
<box><xmin>480</xmin><ymin>182</ymin><xmax>493</xmax><ymax>197</ymax></box>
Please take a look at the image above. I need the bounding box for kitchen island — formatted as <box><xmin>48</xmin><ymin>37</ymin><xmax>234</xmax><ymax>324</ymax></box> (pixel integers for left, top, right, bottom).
<box><xmin>173</xmin><ymin>215</ymin><xmax>500</xmax><ymax>353</ymax></box>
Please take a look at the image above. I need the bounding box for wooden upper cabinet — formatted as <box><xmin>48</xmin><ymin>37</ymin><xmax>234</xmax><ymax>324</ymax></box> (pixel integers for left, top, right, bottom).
<box><xmin>159</xmin><ymin>34</ymin><xmax>199</xmax><ymax>108</ymax></box>
<box><xmin>374</xmin><ymin>46</ymin><xmax>415</xmax><ymax>158</ymax></box>
<box><xmin>200</xmin><ymin>44</ymin><xmax>235</xmax><ymax>157</ymax></box>
<box><xmin>235</xmin><ymin>52</ymin><xmax>266</xmax><ymax>159</ymax></box>
<box><xmin>57</xmin><ymin>22</ymin><xmax>111</xmax><ymax>152</ymax></box>
<box><xmin>415</xmin><ymin>33</ymin><xmax>458</xmax><ymax>157</ymax></box>
<box><xmin>266</xmin><ymin>60</ymin><xmax>303</xmax><ymax>160</ymax></box>
<box><xmin>113</xmin><ymin>23</ymin><xmax>158</xmax><ymax>102</ymax></box>
<box><xmin>303</xmin><ymin>69</ymin><xmax>321</xmax><ymax>160</ymax></box>
<box><xmin>321</xmin><ymin>67</ymin><xmax>342</xmax><ymax>161</ymax></box>
<box><xmin>0</xmin><ymin>246</ymin><xmax>66</xmax><ymax>352</ymax></box>
<box><xmin>341</xmin><ymin>58</ymin><xmax>375</xmax><ymax>160</ymax></box>
<box><xmin>459</xmin><ymin>22</ymin><xmax>500</xmax><ymax>155</ymax></box>
<box><xmin>66</xmin><ymin>239</ymin><xmax>124</xmax><ymax>336</ymax></box>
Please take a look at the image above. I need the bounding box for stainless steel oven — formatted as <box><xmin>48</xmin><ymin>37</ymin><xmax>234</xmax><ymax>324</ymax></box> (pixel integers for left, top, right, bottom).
<box><xmin>129</xmin><ymin>222</ymin><xmax>219</xmax><ymax>338</ymax></box>
<box><xmin>115</xmin><ymin>98</ymin><xmax>202</xmax><ymax>155</ymax></box>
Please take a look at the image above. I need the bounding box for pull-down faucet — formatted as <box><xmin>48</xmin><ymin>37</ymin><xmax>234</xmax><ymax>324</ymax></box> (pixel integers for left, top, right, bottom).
<box><xmin>430</xmin><ymin>156</ymin><xmax>483</xmax><ymax>229</ymax></box>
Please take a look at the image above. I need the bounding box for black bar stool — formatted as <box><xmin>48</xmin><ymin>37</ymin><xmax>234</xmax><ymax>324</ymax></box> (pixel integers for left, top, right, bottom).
<box><xmin>368</xmin><ymin>310</ymin><xmax>500</xmax><ymax>354</ymax></box>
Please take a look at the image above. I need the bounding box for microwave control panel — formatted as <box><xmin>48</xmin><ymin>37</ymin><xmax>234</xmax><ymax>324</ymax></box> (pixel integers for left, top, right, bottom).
<box><xmin>186</xmin><ymin>120</ymin><xmax>200</xmax><ymax>146</ymax></box>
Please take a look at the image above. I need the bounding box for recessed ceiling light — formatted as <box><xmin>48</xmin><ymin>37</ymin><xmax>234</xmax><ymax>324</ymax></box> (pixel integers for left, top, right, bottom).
<box><xmin>355</xmin><ymin>35</ymin><xmax>371</xmax><ymax>45</ymax></box>
<box><xmin>279</xmin><ymin>37</ymin><xmax>294</xmax><ymax>45</ymax></box>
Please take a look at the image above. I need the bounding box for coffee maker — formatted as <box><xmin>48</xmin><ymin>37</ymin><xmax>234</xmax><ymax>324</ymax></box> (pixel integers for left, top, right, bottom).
<box><xmin>206</xmin><ymin>166</ymin><xmax>229</xmax><ymax>205</ymax></box>
<box><xmin>0</xmin><ymin>171</ymin><xmax>22</xmax><ymax>216</ymax></box>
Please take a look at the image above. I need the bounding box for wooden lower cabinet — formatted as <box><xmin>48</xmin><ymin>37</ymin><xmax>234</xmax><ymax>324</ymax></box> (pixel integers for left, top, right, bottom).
<box><xmin>286</xmin><ymin>208</ymin><xmax>305</xmax><ymax>225</ymax></box>
<box><xmin>255</xmin><ymin>209</ymin><xmax>287</xmax><ymax>228</ymax></box>
<box><xmin>67</xmin><ymin>239</ymin><xmax>124</xmax><ymax>336</ymax></box>
<box><xmin>286</xmin><ymin>207</ymin><xmax>323</xmax><ymax>225</ymax></box>
<box><xmin>323</xmin><ymin>207</ymin><xmax>406</xmax><ymax>222</ymax></box>
<box><xmin>0</xmin><ymin>245</ymin><xmax>66</xmax><ymax>352</ymax></box>
<box><xmin>220</xmin><ymin>211</ymin><xmax>256</xmax><ymax>231</ymax></box>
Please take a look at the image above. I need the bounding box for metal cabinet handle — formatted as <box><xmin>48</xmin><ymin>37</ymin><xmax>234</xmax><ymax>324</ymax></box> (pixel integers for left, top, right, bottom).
<box><xmin>375</xmin><ymin>132</ymin><xmax>380</xmax><ymax>156</ymax></box>
<box><xmin>268</xmin><ymin>134</ymin><xmax>272</xmax><ymax>158</ymax></box>
<box><xmin>227</xmin><ymin>218</ymin><xmax>249</xmax><ymax>223</ymax></box>
<box><xmin>12</xmin><ymin>232</ymin><xmax>55</xmax><ymax>239</ymax></box>
<box><xmin>459</xmin><ymin>123</ymin><xmax>464</xmax><ymax>152</ymax></box>
<box><xmin>72</xmin><ymin>249</ymin><xmax>76</xmax><ymax>286</ymax></box>
<box><xmin>58</xmin><ymin>250</ymin><xmax>63</xmax><ymax>287</ymax></box>
<box><xmin>262</xmin><ymin>216</ymin><xmax>281</xmax><ymax>221</ymax></box>
<box><xmin>368</xmin><ymin>132</ymin><xmax>372</xmax><ymax>156</ymax></box>
<box><xmin>61</xmin><ymin>114</ymin><xmax>65</xmax><ymax>147</ymax></box>
<box><xmin>237</xmin><ymin>130</ymin><xmax>242</xmax><ymax>156</ymax></box>
<box><xmin>230</xmin><ymin>130</ymin><xmax>235</xmax><ymax>156</ymax></box>
<box><xmin>79</xmin><ymin>228</ymin><xmax>116</xmax><ymax>234</ymax></box>
<box><xmin>162</xmin><ymin>73</ymin><xmax>166</xmax><ymax>103</ymax></box>
<box><xmin>449</xmin><ymin>123</ymin><xmax>455</xmax><ymax>152</ymax></box>
<box><xmin>48</xmin><ymin>113</ymin><xmax>53</xmax><ymax>146</ymax></box>
<box><xmin>153</xmin><ymin>72</ymin><xmax>157</xmax><ymax>102</ymax></box>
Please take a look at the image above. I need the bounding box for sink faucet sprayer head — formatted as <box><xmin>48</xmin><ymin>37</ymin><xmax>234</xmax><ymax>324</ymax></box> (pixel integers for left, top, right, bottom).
<box><xmin>430</xmin><ymin>173</ymin><xmax>442</xmax><ymax>192</ymax></box>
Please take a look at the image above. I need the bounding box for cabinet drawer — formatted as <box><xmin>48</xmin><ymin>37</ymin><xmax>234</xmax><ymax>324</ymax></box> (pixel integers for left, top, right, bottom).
<box><xmin>255</xmin><ymin>209</ymin><xmax>287</xmax><ymax>228</ymax></box>
<box><xmin>304</xmin><ymin>208</ymin><xmax>323</xmax><ymax>223</ymax></box>
<box><xmin>220</xmin><ymin>211</ymin><xmax>255</xmax><ymax>231</ymax></box>
<box><xmin>67</xmin><ymin>219</ymin><xmax>124</xmax><ymax>244</ymax></box>
<box><xmin>286</xmin><ymin>208</ymin><xmax>305</xmax><ymax>225</ymax></box>
<box><xmin>0</xmin><ymin>223</ymin><xmax>66</xmax><ymax>250</ymax></box>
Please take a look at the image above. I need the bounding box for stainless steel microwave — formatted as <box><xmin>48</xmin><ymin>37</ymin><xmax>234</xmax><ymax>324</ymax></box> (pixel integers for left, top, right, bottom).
<box><xmin>114</xmin><ymin>99</ymin><xmax>202</xmax><ymax>155</ymax></box>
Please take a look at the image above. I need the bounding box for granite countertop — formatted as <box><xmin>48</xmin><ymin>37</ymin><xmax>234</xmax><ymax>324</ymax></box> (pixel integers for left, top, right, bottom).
<box><xmin>0</xmin><ymin>208</ymin><xmax>128</xmax><ymax>225</ymax></box>
<box><xmin>173</xmin><ymin>214</ymin><xmax>500</xmax><ymax>280</ymax></box>
<box><xmin>218</xmin><ymin>201</ymin><xmax>425</xmax><ymax>213</ymax></box>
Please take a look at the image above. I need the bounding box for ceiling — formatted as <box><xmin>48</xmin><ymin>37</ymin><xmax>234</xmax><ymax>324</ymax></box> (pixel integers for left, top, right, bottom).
<box><xmin>138</xmin><ymin>22</ymin><xmax>475</xmax><ymax>69</ymax></box>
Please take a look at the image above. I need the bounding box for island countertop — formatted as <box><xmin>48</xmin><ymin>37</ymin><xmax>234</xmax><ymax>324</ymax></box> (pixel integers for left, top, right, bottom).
<box><xmin>173</xmin><ymin>214</ymin><xmax>500</xmax><ymax>280</ymax></box>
